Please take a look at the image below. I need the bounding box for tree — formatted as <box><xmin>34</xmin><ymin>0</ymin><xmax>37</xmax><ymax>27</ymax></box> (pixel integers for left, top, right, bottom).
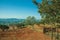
<box><xmin>33</xmin><ymin>0</ymin><xmax>60</xmax><ymax>40</ymax></box>
<box><xmin>24</xmin><ymin>16</ymin><xmax>37</xmax><ymax>25</ymax></box>
<box><xmin>32</xmin><ymin>0</ymin><xmax>60</xmax><ymax>27</ymax></box>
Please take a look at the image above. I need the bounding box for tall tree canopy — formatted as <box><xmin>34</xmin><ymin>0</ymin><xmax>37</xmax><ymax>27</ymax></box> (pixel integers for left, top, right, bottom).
<box><xmin>32</xmin><ymin>0</ymin><xmax>60</xmax><ymax>27</ymax></box>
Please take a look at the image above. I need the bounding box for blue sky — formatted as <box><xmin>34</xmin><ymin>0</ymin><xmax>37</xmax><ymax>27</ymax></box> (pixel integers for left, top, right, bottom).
<box><xmin>0</xmin><ymin>0</ymin><xmax>41</xmax><ymax>19</ymax></box>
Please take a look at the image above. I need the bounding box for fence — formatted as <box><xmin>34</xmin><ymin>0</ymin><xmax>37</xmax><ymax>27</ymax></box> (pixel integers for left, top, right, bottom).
<box><xmin>43</xmin><ymin>27</ymin><xmax>60</xmax><ymax>40</ymax></box>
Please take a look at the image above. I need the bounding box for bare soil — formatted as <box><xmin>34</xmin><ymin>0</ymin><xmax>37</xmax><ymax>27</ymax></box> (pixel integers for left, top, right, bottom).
<box><xmin>0</xmin><ymin>27</ymin><xmax>55</xmax><ymax>40</ymax></box>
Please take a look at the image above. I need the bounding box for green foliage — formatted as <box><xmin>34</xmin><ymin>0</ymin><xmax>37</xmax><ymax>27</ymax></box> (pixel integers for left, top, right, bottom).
<box><xmin>16</xmin><ymin>16</ymin><xmax>40</xmax><ymax>28</ymax></box>
<box><xmin>15</xmin><ymin>23</ymin><xmax>25</xmax><ymax>29</ymax></box>
<box><xmin>25</xmin><ymin>16</ymin><xmax>37</xmax><ymax>25</ymax></box>
<box><xmin>33</xmin><ymin>0</ymin><xmax>60</xmax><ymax>27</ymax></box>
<box><xmin>24</xmin><ymin>16</ymin><xmax>40</xmax><ymax>25</ymax></box>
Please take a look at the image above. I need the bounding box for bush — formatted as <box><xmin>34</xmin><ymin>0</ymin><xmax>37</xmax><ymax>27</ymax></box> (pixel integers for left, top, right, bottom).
<box><xmin>0</xmin><ymin>24</ymin><xmax>9</xmax><ymax>31</ymax></box>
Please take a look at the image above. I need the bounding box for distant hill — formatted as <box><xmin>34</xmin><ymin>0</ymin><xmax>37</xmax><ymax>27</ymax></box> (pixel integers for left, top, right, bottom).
<box><xmin>0</xmin><ymin>18</ymin><xmax>25</xmax><ymax>25</ymax></box>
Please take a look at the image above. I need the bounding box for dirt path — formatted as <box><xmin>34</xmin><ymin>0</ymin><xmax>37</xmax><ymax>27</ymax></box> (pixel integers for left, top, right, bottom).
<box><xmin>0</xmin><ymin>28</ymin><xmax>55</xmax><ymax>40</ymax></box>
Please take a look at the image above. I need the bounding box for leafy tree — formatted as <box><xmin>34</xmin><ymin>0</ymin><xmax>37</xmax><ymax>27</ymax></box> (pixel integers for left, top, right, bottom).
<box><xmin>32</xmin><ymin>0</ymin><xmax>60</xmax><ymax>27</ymax></box>
<box><xmin>24</xmin><ymin>16</ymin><xmax>37</xmax><ymax>25</ymax></box>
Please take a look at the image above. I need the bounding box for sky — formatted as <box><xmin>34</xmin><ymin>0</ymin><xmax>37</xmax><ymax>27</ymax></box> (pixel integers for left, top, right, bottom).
<box><xmin>0</xmin><ymin>0</ymin><xmax>41</xmax><ymax>19</ymax></box>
